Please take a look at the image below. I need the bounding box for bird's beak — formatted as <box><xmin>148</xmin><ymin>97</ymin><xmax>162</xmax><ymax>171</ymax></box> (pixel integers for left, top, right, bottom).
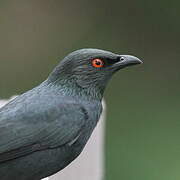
<box><xmin>112</xmin><ymin>55</ymin><xmax>143</xmax><ymax>70</ymax></box>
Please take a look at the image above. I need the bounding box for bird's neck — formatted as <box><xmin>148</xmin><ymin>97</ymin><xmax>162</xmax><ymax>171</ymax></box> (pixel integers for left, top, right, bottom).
<box><xmin>45</xmin><ymin>77</ymin><xmax>104</xmax><ymax>101</ymax></box>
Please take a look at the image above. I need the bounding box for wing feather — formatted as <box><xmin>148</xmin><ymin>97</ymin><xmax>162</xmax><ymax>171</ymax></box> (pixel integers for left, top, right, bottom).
<box><xmin>0</xmin><ymin>100</ymin><xmax>87</xmax><ymax>163</ymax></box>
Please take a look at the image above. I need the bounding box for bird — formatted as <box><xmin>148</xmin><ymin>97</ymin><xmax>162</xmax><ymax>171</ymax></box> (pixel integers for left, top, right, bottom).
<box><xmin>0</xmin><ymin>48</ymin><xmax>142</xmax><ymax>180</ymax></box>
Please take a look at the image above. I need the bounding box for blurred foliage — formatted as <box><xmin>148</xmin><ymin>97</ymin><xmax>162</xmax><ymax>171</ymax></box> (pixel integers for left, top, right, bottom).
<box><xmin>0</xmin><ymin>0</ymin><xmax>180</xmax><ymax>179</ymax></box>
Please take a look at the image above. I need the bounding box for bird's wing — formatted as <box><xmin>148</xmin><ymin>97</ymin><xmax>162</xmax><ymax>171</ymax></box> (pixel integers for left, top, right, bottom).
<box><xmin>0</xmin><ymin>102</ymin><xmax>87</xmax><ymax>163</ymax></box>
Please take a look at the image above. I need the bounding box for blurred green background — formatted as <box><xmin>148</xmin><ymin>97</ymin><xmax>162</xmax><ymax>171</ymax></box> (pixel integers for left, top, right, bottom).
<box><xmin>0</xmin><ymin>0</ymin><xmax>180</xmax><ymax>179</ymax></box>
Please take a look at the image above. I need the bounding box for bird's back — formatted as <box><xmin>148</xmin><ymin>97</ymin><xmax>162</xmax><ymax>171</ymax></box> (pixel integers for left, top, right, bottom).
<box><xmin>0</xmin><ymin>82</ymin><xmax>102</xmax><ymax>180</ymax></box>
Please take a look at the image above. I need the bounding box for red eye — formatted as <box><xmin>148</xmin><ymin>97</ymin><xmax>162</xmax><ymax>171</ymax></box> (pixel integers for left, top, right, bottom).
<box><xmin>92</xmin><ymin>59</ymin><xmax>104</xmax><ymax>68</ymax></box>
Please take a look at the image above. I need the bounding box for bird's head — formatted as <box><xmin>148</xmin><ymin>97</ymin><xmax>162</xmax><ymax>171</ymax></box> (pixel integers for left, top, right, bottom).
<box><xmin>48</xmin><ymin>48</ymin><xmax>142</xmax><ymax>98</ymax></box>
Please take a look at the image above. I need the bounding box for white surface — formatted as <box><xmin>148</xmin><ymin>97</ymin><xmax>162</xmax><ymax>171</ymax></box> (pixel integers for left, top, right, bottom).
<box><xmin>0</xmin><ymin>97</ymin><xmax>105</xmax><ymax>180</ymax></box>
<box><xmin>0</xmin><ymin>96</ymin><xmax>17</xmax><ymax>108</ymax></box>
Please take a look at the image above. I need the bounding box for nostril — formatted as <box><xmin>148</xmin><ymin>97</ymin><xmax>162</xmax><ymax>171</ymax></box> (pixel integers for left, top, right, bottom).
<box><xmin>120</xmin><ymin>57</ymin><xmax>125</xmax><ymax>61</ymax></box>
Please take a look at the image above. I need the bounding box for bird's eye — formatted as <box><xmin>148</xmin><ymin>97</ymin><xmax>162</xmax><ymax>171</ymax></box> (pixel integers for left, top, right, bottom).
<box><xmin>92</xmin><ymin>59</ymin><xmax>104</xmax><ymax>68</ymax></box>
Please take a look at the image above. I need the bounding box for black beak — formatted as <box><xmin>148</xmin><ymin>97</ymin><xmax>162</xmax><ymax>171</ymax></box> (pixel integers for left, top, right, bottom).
<box><xmin>113</xmin><ymin>55</ymin><xmax>143</xmax><ymax>70</ymax></box>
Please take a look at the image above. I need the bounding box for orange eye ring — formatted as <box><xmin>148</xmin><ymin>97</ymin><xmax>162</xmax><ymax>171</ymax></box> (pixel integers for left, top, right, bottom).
<box><xmin>92</xmin><ymin>58</ymin><xmax>104</xmax><ymax>68</ymax></box>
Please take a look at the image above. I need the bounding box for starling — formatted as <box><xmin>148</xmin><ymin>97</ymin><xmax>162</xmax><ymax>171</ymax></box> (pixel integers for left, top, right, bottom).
<box><xmin>0</xmin><ymin>49</ymin><xmax>142</xmax><ymax>180</ymax></box>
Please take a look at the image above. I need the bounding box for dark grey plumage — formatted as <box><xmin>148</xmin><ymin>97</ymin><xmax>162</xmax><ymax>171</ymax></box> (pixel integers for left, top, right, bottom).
<box><xmin>0</xmin><ymin>48</ymin><xmax>142</xmax><ymax>180</ymax></box>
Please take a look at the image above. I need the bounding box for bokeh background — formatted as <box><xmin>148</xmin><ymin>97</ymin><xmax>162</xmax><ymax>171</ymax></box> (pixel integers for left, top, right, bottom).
<box><xmin>0</xmin><ymin>1</ymin><xmax>180</xmax><ymax>179</ymax></box>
